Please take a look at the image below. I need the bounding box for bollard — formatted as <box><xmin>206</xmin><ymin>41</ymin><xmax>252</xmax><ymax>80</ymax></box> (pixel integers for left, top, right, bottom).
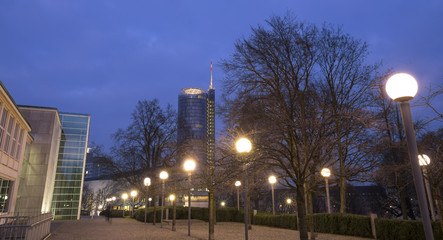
<box><xmin>370</xmin><ymin>213</ymin><xmax>377</xmax><ymax>240</ymax></box>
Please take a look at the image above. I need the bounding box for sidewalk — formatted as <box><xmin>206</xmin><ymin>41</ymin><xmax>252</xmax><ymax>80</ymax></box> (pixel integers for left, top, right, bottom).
<box><xmin>49</xmin><ymin>216</ymin><xmax>372</xmax><ymax>240</ymax></box>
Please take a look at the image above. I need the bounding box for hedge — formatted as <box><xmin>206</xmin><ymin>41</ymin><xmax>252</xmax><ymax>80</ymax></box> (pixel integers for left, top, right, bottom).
<box><xmin>129</xmin><ymin>207</ymin><xmax>442</xmax><ymax>240</ymax></box>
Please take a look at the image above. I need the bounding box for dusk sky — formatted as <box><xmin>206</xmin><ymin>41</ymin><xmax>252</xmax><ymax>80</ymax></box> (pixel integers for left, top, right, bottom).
<box><xmin>1</xmin><ymin>0</ymin><xmax>442</xmax><ymax>150</ymax></box>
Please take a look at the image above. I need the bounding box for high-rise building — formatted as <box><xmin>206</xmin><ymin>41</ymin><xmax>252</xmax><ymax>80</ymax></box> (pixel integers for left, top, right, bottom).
<box><xmin>177</xmin><ymin>62</ymin><xmax>216</xmax><ymax>166</ymax></box>
<box><xmin>51</xmin><ymin>113</ymin><xmax>90</xmax><ymax>220</ymax></box>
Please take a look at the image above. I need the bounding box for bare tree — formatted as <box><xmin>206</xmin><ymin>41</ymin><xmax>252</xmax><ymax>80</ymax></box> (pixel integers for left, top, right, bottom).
<box><xmin>100</xmin><ymin>99</ymin><xmax>177</xmax><ymax>224</ymax></box>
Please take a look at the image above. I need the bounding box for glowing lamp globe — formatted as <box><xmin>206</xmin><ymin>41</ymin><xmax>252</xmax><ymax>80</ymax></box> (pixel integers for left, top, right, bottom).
<box><xmin>235</xmin><ymin>181</ymin><xmax>241</xmax><ymax>187</ymax></box>
<box><xmin>160</xmin><ymin>171</ymin><xmax>169</xmax><ymax>180</ymax></box>
<box><xmin>112</xmin><ymin>196</ymin><xmax>116</xmax><ymax>201</ymax></box>
<box><xmin>385</xmin><ymin>73</ymin><xmax>418</xmax><ymax>102</ymax></box>
<box><xmin>418</xmin><ymin>154</ymin><xmax>431</xmax><ymax>166</ymax></box>
<box><xmin>236</xmin><ymin>138</ymin><xmax>252</xmax><ymax>153</ymax></box>
<box><xmin>321</xmin><ymin>168</ymin><xmax>331</xmax><ymax>178</ymax></box>
<box><xmin>268</xmin><ymin>175</ymin><xmax>277</xmax><ymax>184</ymax></box>
<box><xmin>131</xmin><ymin>190</ymin><xmax>137</xmax><ymax>197</ymax></box>
<box><xmin>169</xmin><ymin>194</ymin><xmax>175</xmax><ymax>201</ymax></box>
<box><xmin>144</xmin><ymin>177</ymin><xmax>151</xmax><ymax>186</ymax></box>
<box><xmin>221</xmin><ymin>201</ymin><xmax>226</xmax><ymax>207</ymax></box>
<box><xmin>122</xmin><ymin>193</ymin><xmax>128</xmax><ymax>200</ymax></box>
<box><xmin>286</xmin><ymin>198</ymin><xmax>292</xmax><ymax>204</ymax></box>
<box><xmin>184</xmin><ymin>159</ymin><xmax>196</xmax><ymax>172</ymax></box>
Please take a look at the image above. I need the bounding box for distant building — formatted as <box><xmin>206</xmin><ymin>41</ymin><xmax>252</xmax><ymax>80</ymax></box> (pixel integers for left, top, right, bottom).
<box><xmin>84</xmin><ymin>150</ymin><xmax>112</xmax><ymax>181</ymax></box>
<box><xmin>15</xmin><ymin>106</ymin><xmax>61</xmax><ymax>215</ymax></box>
<box><xmin>177</xmin><ymin>62</ymin><xmax>216</xmax><ymax>208</ymax></box>
<box><xmin>0</xmin><ymin>81</ymin><xmax>32</xmax><ymax>216</ymax></box>
<box><xmin>50</xmin><ymin>113</ymin><xmax>90</xmax><ymax>220</ymax></box>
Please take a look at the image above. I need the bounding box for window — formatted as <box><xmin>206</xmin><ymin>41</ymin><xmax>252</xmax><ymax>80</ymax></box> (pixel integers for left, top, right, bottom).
<box><xmin>0</xmin><ymin>178</ymin><xmax>12</xmax><ymax>213</ymax></box>
<box><xmin>0</xmin><ymin>108</ymin><xmax>9</xmax><ymax>150</ymax></box>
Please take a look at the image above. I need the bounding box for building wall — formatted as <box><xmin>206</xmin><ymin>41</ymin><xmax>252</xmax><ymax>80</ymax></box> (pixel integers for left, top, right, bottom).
<box><xmin>0</xmin><ymin>82</ymin><xmax>32</xmax><ymax>215</ymax></box>
<box><xmin>51</xmin><ymin>113</ymin><xmax>90</xmax><ymax>220</ymax></box>
<box><xmin>15</xmin><ymin>107</ymin><xmax>61</xmax><ymax>214</ymax></box>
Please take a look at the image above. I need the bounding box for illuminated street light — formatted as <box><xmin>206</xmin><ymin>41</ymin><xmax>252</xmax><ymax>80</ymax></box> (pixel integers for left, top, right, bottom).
<box><xmin>321</xmin><ymin>168</ymin><xmax>331</xmax><ymax>213</ymax></box>
<box><xmin>130</xmin><ymin>190</ymin><xmax>137</xmax><ymax>216</ymax></box>
<box><xmin>159</xmin><ymin>171</ymin><xmax>168</xmax><ymax>228</ymax></box>
<box><xmin>268</xmin><ymin>175</ymin><xmax>277</xmax><ymax>215</ymax></box>
<box><xmin>385</xmin><ymin>73</ymin><xmax>433</xmax><ymax>240</ymax></box>
<box><xmin>122</xmin><ymin>193</ymin><xmax>128</xmax><ymax>217</ymax></box>
<box><xmin>235</xmin><ymin>181</ymin><xmax>241</xmax><ymax>211</ymax></box>
<box><xmin>286</xmin><ymin>198</ymin><xmax>292</xmax><ymax>205</ymax></box>
<box><xmin>144</xmin><ymin>177</ymin><xmax>151</xmax><ymax>223</ymax></box>
<box><xmin>221</xmin><ymin>201</ymin><xmax>226</xmax><ymax>207</ymax></box>
<box><xmin>169</xmin><ymin>194</ymin><xmax>176</xmax><ymax>231</ymax></box>
<box><xmin>184</xmin><ymin>159</ymin><xmax>196</xmax><ymax>236</ymax></box>
<box><xmin>236</xmin><ymin>137</ymin><xmax>252</xmax><ymax>240</ymax></box>
<box><xmin>419</xmin><ymin>154</ymin><xmax>436</xmax><ymax>221</ymax></box>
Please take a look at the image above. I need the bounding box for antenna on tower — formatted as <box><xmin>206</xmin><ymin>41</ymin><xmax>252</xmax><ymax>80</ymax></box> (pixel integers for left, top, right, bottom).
<box><xmin>210</xmin><ymin>60</ymin><xmax>213</xmax><ymax>89</ymax></box>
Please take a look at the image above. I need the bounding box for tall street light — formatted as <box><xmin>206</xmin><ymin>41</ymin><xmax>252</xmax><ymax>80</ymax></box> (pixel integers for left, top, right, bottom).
<box><xmin>235</xmin><ymin>181</ymin><xmax>241</xmax><ymax>211</ymax></box>
<box><xmin>144</xmin><ymin>177</ymin><xmax>151</xmax><ymax>223</ymax></box>
<box><xmin>184</xmin><ymin>159</ymin><xmax>196</xmax><ymax>236</ymax></box>
<box><xmin>159</xmin><ymin>171</ymin><xmax>169</xmax><ymax>228</ymax></box>
<box><xmin>169</xmin><ymin>194</ymin><xmax>176</xmax><ymax>231</ymax></box>
<box><xmin>236</xmin><ymin>137</ymin><xmax>252</xmax><ymax>240</ymax></box>
<box><xmin>386</xmin><ymin>73</ymin><xmax>434</xmax><ymax>240</ymax></box>
<box><xmin>321</xmin><ymin>168</ymin><xmax>331</xmax><ymax>213</ymax></box>
<box><xmin>121</xmin><ymin>193</ymin><xmax>128</xmax><ymax>217</ymax></box>
<box><xmin>419</xmin><ymin>154</ymin><xmax>436</xmax><ymax>221</ymax></box>
<box><xmin>130</xmin><ymin>190</ymin><xmax>137</xmax><ymax>216</ymax></box>
<box><xmin>268</xmin><ymin>175</ymin><xmax>277</xmax><ymax>215</ymax></box>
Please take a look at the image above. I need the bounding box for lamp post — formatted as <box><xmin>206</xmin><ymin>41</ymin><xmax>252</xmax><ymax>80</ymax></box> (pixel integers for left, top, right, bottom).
<box><xmin>419</xmin><ymin>154</ymin><xmax>436</xmax><ymax>221</ymax></box>
<box><xmin>130</xmin><ymin>190</ymin><xmax>137</xmax><ymax>216</ymax></box>
<box><xmin>286</xmin><ymin>198</ymin><xmax>292</xmax><ymax>214</ymax></box>
<box><xmin>169</xmin><ymin>194</ymin><xmax>176</xmax><ymax>231</ymax></box>
<box><xmin>144</xmin><ymin>177</ymin><xmax>151</xmax><ymax>223</ymax></box>
<box><xmin>184</xmin><ymin>159</ymin><xmax>196</xmax><ymax>236</ymax></box>
<box><xmin>236</xmin><ymin>137</ymin><xmax>252</xmax><ymax>240</ymax></box>
<box><xmin>235</xmin><ymin>181</ymin><xmax>241</xmax><ymax>211</ymax></box>
<box><xmin>321</xmin><ymin>168</ymin><xmax>331</xmax><ymax>213</ymax></box>
<box><xmin>385</xmin><ymin>73</ymin><xmax>434</xmax><ymax>240</ymax></box>
<box><xmin>268</xmin><ymin>175</ymin><xmax>277</xmax><ymax>215</ymax></box>
<box><xmin>121</xmin><ymin>193</ymin><xmax>128</xmax><ymax>217</ymax></box>
<box><xmin>159</xmin><ymin>171</ymin><xmax>168</xmax><ymax>228</ymax></box>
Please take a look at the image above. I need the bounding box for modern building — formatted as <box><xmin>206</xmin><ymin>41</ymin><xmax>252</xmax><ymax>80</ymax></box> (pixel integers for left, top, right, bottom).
<box><xmin>84</xmin><ymin>150</ymin><xmax>111</xmax><ymax>181</ymax></box>
<box><xmin>51</xmin><ymin>113</ymin><xmax>90</xmax><ymax>220</ymax></box>
<box><xmin>0</xmin><ymin>81</ymin><xmax>32</xmax><ymax>216</ymax></box>
<box><xmin>15</xmin><ymin>106</ymin><xmax>61</xmax><ymax>215</ymax></box>
<box><xmin>177</xmin><ymin>63</ymin><xmax>216</xmax><ymax>207</ymax></box>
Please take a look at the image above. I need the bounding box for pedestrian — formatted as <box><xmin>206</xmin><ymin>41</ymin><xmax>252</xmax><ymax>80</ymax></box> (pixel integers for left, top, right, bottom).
<box><xmin>106</xmin><ymin>205</ymin><xmax>112</xmax><ymax>223</ymax></box>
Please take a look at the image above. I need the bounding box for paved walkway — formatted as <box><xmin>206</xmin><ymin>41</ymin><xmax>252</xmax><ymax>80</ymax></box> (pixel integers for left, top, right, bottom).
<box><xmin>49</xmin><ymin>216</ymin><xmax>372</xmax><ymax>240</ymax></box>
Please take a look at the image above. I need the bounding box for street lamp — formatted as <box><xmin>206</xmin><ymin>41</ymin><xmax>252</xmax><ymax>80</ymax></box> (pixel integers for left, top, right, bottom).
<box><xmin>268</xmin><ymin>175</ymin><xmax>277</xmax><ymax>215</ymax></box>
<box><xmin>121</xmin><ymin>193</ymin><xmax>128</xmax><ymax>217</ymax></box>
<box><xmin>321</xmin><ymin>168</ymin><xmax>331</xmax><ymax>213</ymax></box>
<box><xmin>221</xmin><ymin>201</ymin><xmax>226</xmax><ymax>207</ymax></box>
<box><xmin>236</xmin><ymin>137</ymin><xmax>252</xmax><ymax>240</ymax></box>
<box><xmin>159</xmin><ymin>171</ymin><xmax>168</xmax><ymax>228</ymax></box>
<box><xmin>385</xmin><ymin>73</ymin><xmax>434</xmax><ymax>240</ymax></box>
<box><xmin>130</xmin><ymin>190</ymin><xmax>137</xmax><ymax>216</ymax></box>
<box><xmin>169</xmin><ymin>194</ymin><xmax>176</xmax><ymax>231</ymax></box>
<box><xmin>144</xmin><ymin>177</ymin><xmax>151</xmax><ymax>223</ymax></box>
<box><xmin>235</xmin><ymin>181</ymin><xmax>241</xmax><ymax>211</ymax></box>
<box><xmin>184</xmin><ymin>159</ymin><xmax>196</xmax><ymax>236</ymax></box>
<box><xmin>419</xmin><ymin>154</ymin><xmax>436</xmax><ymax>221</ymax></box>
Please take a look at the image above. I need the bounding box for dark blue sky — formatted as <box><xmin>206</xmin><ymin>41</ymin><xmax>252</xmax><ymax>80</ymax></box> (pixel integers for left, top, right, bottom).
<box><xmin>1</xmin><ymin>0</ymin><xmax>442</xmax><ymax>150</ymax></box>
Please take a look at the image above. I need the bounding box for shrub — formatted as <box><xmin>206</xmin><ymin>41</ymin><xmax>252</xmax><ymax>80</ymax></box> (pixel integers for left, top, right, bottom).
<box><xmin>375</xmin><ymin>218</ymin><xmax>442</xmax><ymax>240</ymax></box>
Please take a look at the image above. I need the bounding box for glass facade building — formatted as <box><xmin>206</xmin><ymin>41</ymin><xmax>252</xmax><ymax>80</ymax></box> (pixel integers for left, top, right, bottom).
<box><xmin>51</xmin><ymin>113</ymin><xmax>90</xmax><ymax>220</ymax></box>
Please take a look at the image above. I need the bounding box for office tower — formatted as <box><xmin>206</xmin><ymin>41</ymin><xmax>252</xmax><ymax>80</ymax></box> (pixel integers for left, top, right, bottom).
<box><xmin>0</xmin><ymin>82</ymin><xmax>32</xmax><ymax>215</ymax></box>
<box><xmin>15</xmin><ymin>106</ymin><xmax>61</xmax><ymax>214</ymax></box>
<box><xmin>177</xmin><ymin>62</ymin><xmax>216</xmax><ymax>165</ymax></box>
<box><xmin>51</xmin><ymin>113</ymin><xmax>90</xmax><ymax>220</ymax></box>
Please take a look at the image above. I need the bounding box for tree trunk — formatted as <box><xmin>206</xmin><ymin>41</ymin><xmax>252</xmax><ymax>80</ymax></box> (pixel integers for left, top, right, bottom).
<box><xmin>297</xmin><ymin>184</ymin><xmax>309</xmax><ymax>240</ymax></box>
<box><xmin>208</xmin><ymin>189</ymin><xmax>215</xmax><ymax>240</ymax></box>
<box><xmin>434</xmin><ymin>187</ymin><xmax>443</xmax><ymax>233</ymax></box>
<box><xmin>399</xmin><ymin>188</ymin><xmax>408</xmax><ymax>219</ymax></box>
<box><xmin>339</xmin><ymin>147</ymin><xmax>347</xmax><ymax>213</ymax></box>
<box><xmin>153</xmin><ymin>194</ymin><xmax>157</xmax><ymax>225</ymax></box>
